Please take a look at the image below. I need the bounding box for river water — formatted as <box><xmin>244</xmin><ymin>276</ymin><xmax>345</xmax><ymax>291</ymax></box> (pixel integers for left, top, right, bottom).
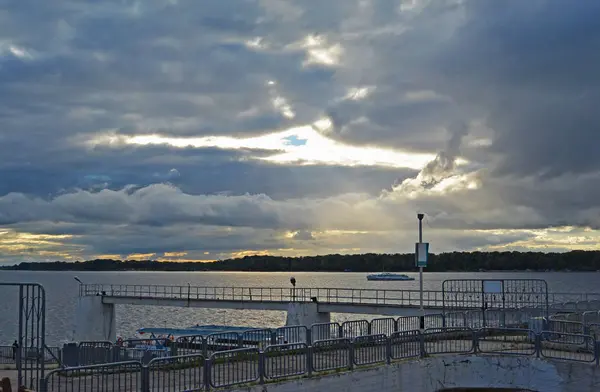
<box><xmin>0</xmin><ymin>270</ymin><xmax>599</xmax><ymax>345</ymax></box>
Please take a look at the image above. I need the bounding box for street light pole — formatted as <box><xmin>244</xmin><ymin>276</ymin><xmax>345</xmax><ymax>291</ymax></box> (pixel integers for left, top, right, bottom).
<box><xmin>417</xmin><ymin>213</ymin><xmax>424</xmax><ymax>328</ymax></box>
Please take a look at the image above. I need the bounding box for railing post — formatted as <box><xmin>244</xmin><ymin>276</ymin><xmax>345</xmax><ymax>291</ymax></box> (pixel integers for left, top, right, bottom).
<box><xmin>386</xmin><ymin>336</ymin><xmax>392</xmax><ymax>365</ymax></box>
<box><xmin>535</xmin><ymin>333</ymin><xmax>541</xmax><ymax>358</ymax></box>
<box><xmin>348</xmin><ymin>340</ymin><xmax>354</xmax><ymax>370</ymax></box>
<box><xmin>112</xmin><ymin>345</ymin><xmax>120</xmax><ymax>363</ymax></box>
<box><xmin>419</xmin><ymin>330</ymin><xmax>426</xmax><ymax>358</ymax></box>
<box><xmin>473</xmin><ymin>329</ymin><xmax>479</xmax><ymax>354</ymax></box>
<box><xmin>307</xmin><ymin>345</ymin><xmax>313</xmax><ymax>377</ymax></box>
<box><xmin>307</xmin><ymin>329</ymin><xmax>312</xmax><ymax>346</ymax></box>
<box><xmin>140</xmin><ymin>365</ymin><xmax>150</xmax><ymax>392</ymax></box>
<box><xmin>259</xmin><ymin>351</ymin><xmax>265</xmax><ymax>384</ymax></box>
<box><xmin>39</xmin><ymin>378</ymin><xmax>47</xmax><ymax>392</ymax></box>
<box><xmin>204</xmin><ymin>357</ymin><xmax>212</xmax><ymax>391</ymax></box>
<box><xmin>202</xmin><ymin>337</ymin><xmax>208</xmax><ymax>358</ymax></box>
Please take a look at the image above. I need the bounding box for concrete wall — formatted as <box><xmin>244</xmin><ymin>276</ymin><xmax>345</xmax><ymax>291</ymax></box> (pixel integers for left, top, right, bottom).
<box><xmin>285</xmin><ymin>303</ymin><xmax>330</xmax><ymax>340</ymax></box>
<box><xmin>239</xmin><ymin>356</ymin><xmax>600</xmax><ymax>392</ymax></box>
<box><xmin>74</xmin><ymin>296</ymin><xmax>117</xmax><ymax>342</ymax></box>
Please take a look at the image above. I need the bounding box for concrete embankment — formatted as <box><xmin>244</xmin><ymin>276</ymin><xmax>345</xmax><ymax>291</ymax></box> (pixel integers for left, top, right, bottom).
<box><xmin>238</xmin><ymin>355</ymin><xmax>600</xmax><ymax>392</ymax></box>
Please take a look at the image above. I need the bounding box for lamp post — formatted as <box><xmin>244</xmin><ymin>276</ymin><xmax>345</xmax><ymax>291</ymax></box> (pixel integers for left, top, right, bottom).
<box><xmin>417</xmin><ymin>213</ymin><xmax>424</xmax><ymax>329</ymax></box>
<box><xmin>74</xmin><ymin>276</ymin><xmax>84</xmax><ymax>297</ymax></box>
<box><xmin>290</xmin><ymin>277</ymin><xmax>296</xmax><ymax>302</ymax></box>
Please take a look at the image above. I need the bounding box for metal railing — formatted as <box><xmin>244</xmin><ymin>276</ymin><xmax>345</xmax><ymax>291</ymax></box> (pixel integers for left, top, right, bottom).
<box><xmin>0</xmin><ymin>345</ymin><xmax>61</xmax><ymax>365</ymax></box>
<box><xmin>69</xmin><ymin>310</ymin><xmax>557</xmax><ymax>367</ymax></box>
<box><xmin>79</xmin><ymin>283</ymin><xmax>600</xmax><ymax>311</ymax></box>
<box><xmin>42</xmin><ymin>327</ymin><xmax>600</xmax><ymax>392</ymax></box>
<box><xmin>80</xmin><ymin>284</ymin><xmax>448</xmax><ymax>307</ymax></box>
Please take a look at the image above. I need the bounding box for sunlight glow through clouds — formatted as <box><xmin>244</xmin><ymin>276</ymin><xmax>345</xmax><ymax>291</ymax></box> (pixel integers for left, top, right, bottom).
<box><xmin>477</xmin><ymin>227</ymin><xmax>600</xmax><ymax>251</ymax></box>
<box><xmin>87</xmin><ymin>125</ymin><xmax>439</xmax><ymax>170</ymax></box>
<box><xmin>0</xmin><ymin>43</ymin><xmax>34</xmax><ymax>59</ymax></box>
<box><xmin>288</xmin><ymin>34</ymin><xmax>343</xmax><ymax>67</ymax></box>
<box><xmin>0</xmin><ymin>229</ymin><xmax>80</xmax><ymax>260</ymax></box>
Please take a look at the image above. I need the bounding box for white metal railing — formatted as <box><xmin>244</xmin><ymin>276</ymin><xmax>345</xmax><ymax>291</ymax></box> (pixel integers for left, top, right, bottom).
<box><xmin>79</xmin><ymin>284</ymin><xmax>600</xmax><ymax>309</ymax></box>
<box><xmin>80</xmin><ymin>284</ymin><xmax>448</xmax><ymax>307</ymax></box>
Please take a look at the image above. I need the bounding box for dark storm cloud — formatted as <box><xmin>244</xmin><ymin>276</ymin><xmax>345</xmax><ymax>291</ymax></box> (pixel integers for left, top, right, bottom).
<box><xmin>429</xmin><ymin>0</ymin><xmax>600</xmax><ymax>178</ymax></box>
<box><xmin>1</xmin><ymin>0</ymin><xmax>600</xmax><ymax>261</ymax></box>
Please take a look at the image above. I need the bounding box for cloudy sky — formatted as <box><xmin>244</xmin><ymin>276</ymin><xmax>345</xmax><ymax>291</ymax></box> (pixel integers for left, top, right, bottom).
<box><xmin>1</xmin><ymin>0</ymin><xmax>599</xmax><ymax>264</ymax></box>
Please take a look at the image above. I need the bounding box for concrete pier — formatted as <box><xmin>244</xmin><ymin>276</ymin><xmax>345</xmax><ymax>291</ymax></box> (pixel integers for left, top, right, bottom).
<box><xmin>237</xmin><ymin>355</ymin><xmax>600</xmax><ymax>392</ymax></box>
<box><xmin>74</xmin><ymin>296</ymin><xmax>116</xmax><ymax>342</ymax></box>
<box><xmin>285</xmin><ymin>302</ymin><xmax>330</xmax><ymax>327</ymax></box>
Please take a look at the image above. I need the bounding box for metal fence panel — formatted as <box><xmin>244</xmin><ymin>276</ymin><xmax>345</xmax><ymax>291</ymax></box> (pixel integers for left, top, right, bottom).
<box><xmin>43</xmin><ymin>361</ymin><xmax>142</xmax><ymax>392</ymax></box>
<box><xmin>442</xmin><ymin>279</ymin><xmax>549</xmax><ymax>314</ymax></box>
<box><xmin>583</xmin><ymin>311</ymin><xmax>600</xmax><ymax>326</ymax></box>
<box><xmin>175</xmin><ymin>335</ymin><xmax>205</xmax><ymax>357</ymax></box>
<box><xmin>341</xmin><ymin>320</ymin><xmax>370</xmax><ymax>339</ymax></box>
<box><xmin>483</xmin><ymin>309</ymin><xmax>507</xmax><ymax>328</ymax></box>
<box><xmin>276</xmin><ymin>325</ymin><xmax>308</xmax><ymax>344</ymax></box>
<box><xmin>397</xmin><ymin>316</ymin><xmax>420</xmax><ymax>332</ymax></box>
<box><xmin>311</xmin><ymin>338</ymin><xmax>351</xmax><ymax>372</ymax></box>
<box><xmin>264</xmin><ymin>343</ymin><xmax>308</xmax><ymax>379</ymax></box>
<box><xmin>209</xmin><ymin>348</ymin><xmax>260</xmax><ymax>388</ymax></box>
<box><xmin>444</xmin><ymin>312</ymin><xmax>466</xmax><ymax>328</ymax></box>
<box><xmin>545</xmin><ymin>320</ymin><xmax>586</xmax><ymax>344</ymax></box>
<box><xmin>241</xmin><ymin>329</ymin><xmax>273</xmax><ymax>350</ymax></box>
<box><xmin>540</xmin><ymin>333</ymin><xmax>596</xmax><ymax>363</ymax></box>
<box><xmin>148</xmin><ymin>354</ymin><xmax>205</xmax><ymax>392</ymax></box>
<box><xmin>423</xmin><ymin>328</ymin><xmax>475</xmax><ymax>355</ymax></box>
<box><xmin>477</xmin><ymin>328</ymin><xmax>536</xmax><ymax>356</ymax></box>
<box><xmin>311</xmin><ymin>322</ymin><xmax>341</xmax><ymax>342</ymax></box>
<box><xmin>78</xmin><ymin>341</ymin><xmax>114</xmax><ymax>366</ymax></box>
<box><xmin>389</xmin><ymin>330</ymin><xmax>421</xmax><ymax>360</ymax></box>
<box><xmin>587</xmin><ymin>323</ymin><xmax>600</xmax><ymax>340</ymax></box>
<box><xmin>0</xmin><ymin>283</ymin><xmax>47</xmax><ymax>391</ymax></box>
<box><xmin>502</xmin><ymin>310</ymin><xmax>531</xmax><ymax>328</ymax></box>
<box><xmin>464</xmin><ymin>310</ymin><xmax>484</xmax><ymax>329</ymax></box>
<box><xmin>0</xmin><ymin>346</ymin><xmax>60</xmax><ymax>365</ymax></box>
<box><xmin>205</xmin><ymin>332</ymin><xmax>241</xmax><ymax>355</ymax></box>
<box><xmin>353</xmin><ymin>334</ymin><xmax>387</xmax><ymax>366</ymax></box>
<box><xmin>424</xmin><ymin>314</ymin><xmax>445</xmax><ymax>329</ymax></box>
<box><xmin>370</xmin><ymin>318</ymin><xmax>396</xmax><ymax>336</ymax></box>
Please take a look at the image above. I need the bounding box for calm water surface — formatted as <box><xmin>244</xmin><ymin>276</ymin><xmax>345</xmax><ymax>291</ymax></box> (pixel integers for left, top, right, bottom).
<box><xmin>0</xmin><ymin>270</ymin><xmax>598</xmax><ymax>345</ymax></box>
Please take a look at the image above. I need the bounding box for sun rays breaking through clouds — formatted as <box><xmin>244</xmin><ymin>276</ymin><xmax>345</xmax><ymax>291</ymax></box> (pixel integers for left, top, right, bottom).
<box><xmin>1</xmin><ymin>0</ymin><xmax>600</xmax><ymax>263</ymax></box>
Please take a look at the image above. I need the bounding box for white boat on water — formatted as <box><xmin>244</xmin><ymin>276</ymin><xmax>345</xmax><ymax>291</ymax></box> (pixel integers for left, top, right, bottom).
<box><xmin>367</xmin><ymin>272</ymin><xmax>415</xmax><ymax>281</ymax></box>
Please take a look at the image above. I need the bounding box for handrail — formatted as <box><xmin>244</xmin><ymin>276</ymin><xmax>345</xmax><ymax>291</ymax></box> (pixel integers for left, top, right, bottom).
<box><xmin>42</xmin><ymin>327</ymin><xmax>600</xmax><ymax>392</ymax></box>
<box><xmin>79</xmin><ymin>283</ymin><xmax>600</xmax><ymax>308</ymax></box>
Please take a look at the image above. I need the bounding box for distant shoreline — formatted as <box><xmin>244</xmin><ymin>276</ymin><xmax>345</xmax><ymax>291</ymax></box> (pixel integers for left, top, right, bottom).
<box><xmin>0</xmin><ymin>269</ymin><xmax>595</xmax><ymax>273</ymax></box>
<box><xmin>2</xmin><ymin>250</ymin><xmax>599</xmax><ymax>273</ymax></box>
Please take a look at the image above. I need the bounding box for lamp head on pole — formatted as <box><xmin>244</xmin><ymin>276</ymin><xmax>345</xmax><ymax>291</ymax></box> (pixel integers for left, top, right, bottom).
<box><xmin>417</xmin><ymin>213</ymin><xmax>424</xmax><ymax>221</ymax></box>
<box><xmin>290</xmin><ymin>277</ymin><xmax>296</xmax><ymax>287</ymax></box>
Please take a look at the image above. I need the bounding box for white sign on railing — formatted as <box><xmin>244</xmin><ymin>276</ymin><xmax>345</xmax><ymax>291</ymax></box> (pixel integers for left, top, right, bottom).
<box><xmin>483</xmin><ymin>280</ymin><xmax>503</xmax><ymax>294</ymax></box>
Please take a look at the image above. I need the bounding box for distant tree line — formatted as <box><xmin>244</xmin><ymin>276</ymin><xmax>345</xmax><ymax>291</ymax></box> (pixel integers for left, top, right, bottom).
<box><xmin>2</xmin><ymin>251</ymin><xmax>600</xmax><ymax>272</ymax></box>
